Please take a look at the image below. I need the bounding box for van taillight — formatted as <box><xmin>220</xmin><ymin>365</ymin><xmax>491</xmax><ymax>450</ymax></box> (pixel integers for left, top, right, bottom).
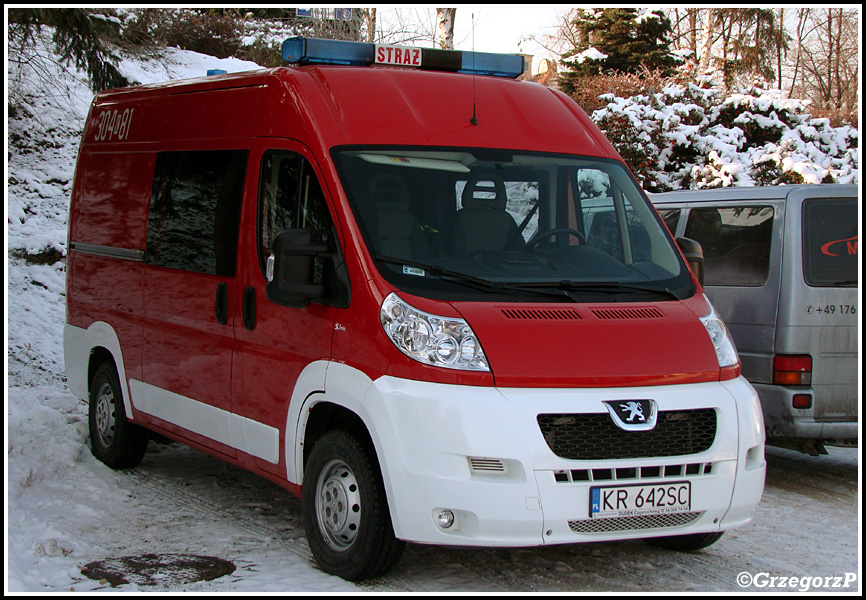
<box><xmin>773</xmin><ymin>355</ymin><xmax>812</xmax><ymax>385</ymax></box>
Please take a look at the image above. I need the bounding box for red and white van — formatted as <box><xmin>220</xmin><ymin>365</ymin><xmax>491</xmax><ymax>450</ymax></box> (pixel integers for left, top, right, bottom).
<box><xmin>64</xmin><ymin>37</ymin><xmax>766</xmax><ymax>580</ymax></box>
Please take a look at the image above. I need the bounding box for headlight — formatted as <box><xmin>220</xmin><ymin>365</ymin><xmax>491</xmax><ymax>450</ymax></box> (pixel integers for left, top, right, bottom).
<box><xmin>699</xmin><ymin>295</ymin><xmax>739</xmax><ymax>368</ymax></box>
<box><xmin>380</xmin><ymin>293</ymin><xmax>490</xmax><ymax>371</ymax></box>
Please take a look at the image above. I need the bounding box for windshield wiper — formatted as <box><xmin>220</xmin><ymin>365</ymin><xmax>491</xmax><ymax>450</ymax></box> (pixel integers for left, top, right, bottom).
<box><xmin>374</xmin><ymin>255</ymin><xmax>572</xmax><ymax>300</ymax></box>
<box><xmin>512</xmin><ymin>280</ymin><xmax>681</xmax><ymax>300</ymax></box>
<box><xmin>374</xmin><ymin>256</ymin><xmax>682</xmax><ymax>301</ymax></box>
<box><xmin>376</xmin><ymin>255</ymin><xmax>495</xmax><ymax>287</ymax></box>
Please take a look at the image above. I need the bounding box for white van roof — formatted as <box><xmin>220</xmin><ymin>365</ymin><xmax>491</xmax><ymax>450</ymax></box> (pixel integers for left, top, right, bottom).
<box><xmin>649</xmin><ymin>184</ymin><xmax>858</xmax><ymax>205</ymax></box>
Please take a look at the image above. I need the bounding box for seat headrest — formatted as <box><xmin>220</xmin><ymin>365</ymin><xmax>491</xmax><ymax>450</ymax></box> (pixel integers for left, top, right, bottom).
<box><xmin>370</xmin><ymin>174</ymin><xmax>410</xmax><ymax>210</ymax></box>
<box><xmin>687</xmin><ymin>209</ymin><xmax>723</xmax><ymax>241</ymax></box>
<box><xmin>461</xmin><ymin>172</ymin><xmax>507</xmax><ymax>211</ymax></box>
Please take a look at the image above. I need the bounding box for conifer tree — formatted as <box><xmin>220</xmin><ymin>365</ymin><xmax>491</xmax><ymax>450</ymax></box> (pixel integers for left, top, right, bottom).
<box><xmin>559</xmin><ymin>8</ymin><xmax>678</xmax><ymax>95</ymax></box>
<box><xmin>8</xmin><ymin>8</ymin><xmax>129</xmax><ymax>92</ymax></box>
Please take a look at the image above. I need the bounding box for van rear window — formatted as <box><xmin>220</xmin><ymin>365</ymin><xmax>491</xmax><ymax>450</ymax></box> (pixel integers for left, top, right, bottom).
<box><xmin>684</xmin><ymin>206</ymin><xmax>773</xmax><ymax>287</ymax></box>
<box><xmin>802</xmin><ymin>198</ymin><xmax>858</xmax><ymax>287</ymax></box>
<box><xmin>146</xmin><ymin>150</ymin><xmax>248</xmax><ymax>277</ymax></box>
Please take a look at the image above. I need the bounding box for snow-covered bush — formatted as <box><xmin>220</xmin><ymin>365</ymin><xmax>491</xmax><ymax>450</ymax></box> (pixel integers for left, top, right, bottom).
<box><xmin>591</xmin><ymin>82</ymin><xmax>859</xmax><ymax>191</ymax></box>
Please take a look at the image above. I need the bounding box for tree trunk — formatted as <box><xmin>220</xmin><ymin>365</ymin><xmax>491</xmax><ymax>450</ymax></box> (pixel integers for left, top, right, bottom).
<box><xmin>366</xmin><ymin>8</ymin><xmax>377</xmax><ymax>43</ymax></box>
<box><xmin>436</xmin><ymin>8</ymin><xmax>456</xmax><ymax>50</ymax></box>
<box><xmin>698</xmin><ymin>8</ymin><xmax>715</xmax><ymax>73</ymax></box>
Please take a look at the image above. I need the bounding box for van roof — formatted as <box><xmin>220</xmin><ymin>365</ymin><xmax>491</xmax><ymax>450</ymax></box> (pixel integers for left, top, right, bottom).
<box><xmin>92</xmin><ymin>65</ymin><xmax>621</xmax><ymax>159</ymax></box>
<box><xmin>649</xmin><ymin>184</ymin><xmax>859</xmax><ymax>204</ymax></box>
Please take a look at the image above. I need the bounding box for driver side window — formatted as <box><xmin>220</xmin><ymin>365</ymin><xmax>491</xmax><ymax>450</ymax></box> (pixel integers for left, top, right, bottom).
<box><xmin>257</xmin><ymin>151</ymin><xmax>333</xmax><ymax>278</ymax></box>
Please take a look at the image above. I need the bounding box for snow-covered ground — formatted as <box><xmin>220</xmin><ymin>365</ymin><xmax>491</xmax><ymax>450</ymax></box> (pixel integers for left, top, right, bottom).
<box><xmin>6</xmin><ymin>34</ymin><xmax>359</xmax><ymax>594</ymax></box>
<box><xmin>6</xmin><ymin>29</ymin><xmax>861</xmax><ymax>593</ymax></box>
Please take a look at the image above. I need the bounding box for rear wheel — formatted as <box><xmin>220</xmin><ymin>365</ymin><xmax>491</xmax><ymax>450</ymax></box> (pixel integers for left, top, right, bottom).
<box><xmin>88</xmin><ymin>362</ymin><xmax>148</xmax><ymax>469</ymax></box>
<box><xmin>302</xmin><ymin>430</ymin><xmax>405</xmax><ymax>580</ymax></box>
<box><xmin>646</xmin><ymin>531</ymin><xmax>724</xmax><ymax>551</ymax></box>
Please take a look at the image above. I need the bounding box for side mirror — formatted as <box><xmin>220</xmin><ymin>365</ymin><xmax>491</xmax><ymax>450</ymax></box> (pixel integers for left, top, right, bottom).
<box><xmin>676</xmin><ymin>237</ymin><xmax>704</xmax><ymax>286</ymax></box>
<box><xmin>265</xmin><ymin>229</ymin><xmax>329</xmax><ymax>308</ymax></box>
<box><xmin>265</xmin><ymin>228</ymin><xmax>350</xmax><ymax>309</ymax></box>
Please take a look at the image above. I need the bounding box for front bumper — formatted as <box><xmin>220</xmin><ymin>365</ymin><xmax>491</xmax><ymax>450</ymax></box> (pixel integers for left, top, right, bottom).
<box><xmin>366</xmin><ymin>375</ymin><xmax>766</xmax><ymax>547</ymax></box>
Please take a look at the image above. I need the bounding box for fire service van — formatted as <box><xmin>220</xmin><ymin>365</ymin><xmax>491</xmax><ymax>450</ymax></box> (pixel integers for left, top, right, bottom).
<box><xmin>64</xmin><ymin>37</ymin><xmax>766</xmax><ymax>580</ymax></box>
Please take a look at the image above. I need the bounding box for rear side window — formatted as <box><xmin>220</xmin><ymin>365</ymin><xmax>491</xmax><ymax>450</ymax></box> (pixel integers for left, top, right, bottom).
<box><xmin>146</xmin><ymin>150</ymin><xmax>248</xmax><ymax>276</ymax></box>
<box><xmin>684</xmin><ymin>206</ymin><xmax>774</xmax><ymax>286</ymax></box>
<box><xmin>803</xmin><ymin>198</ymin><xmax>858</xmax><ymax>287</ymax></box>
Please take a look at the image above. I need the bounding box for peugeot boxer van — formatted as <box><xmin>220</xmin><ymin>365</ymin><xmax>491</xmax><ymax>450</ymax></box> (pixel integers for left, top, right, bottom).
<box><xmin>650</xmin><ymin>185</ymin><xmax>858</xmax><ymax>456</ymax></box>
<box><xmin>64</xmin><ymin>37</ymin><xmax>765</xmax><ymax>580</ymax></box>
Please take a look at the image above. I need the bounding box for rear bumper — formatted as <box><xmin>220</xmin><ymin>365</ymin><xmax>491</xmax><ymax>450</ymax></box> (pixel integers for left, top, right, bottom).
<box><xmin>753</xmin><ymin>383</ymin><xmax>859</xmax><ymax>441</ymax></box>
<box><xmin>367</xmin><ymin>375</ymin><xmax>765</xmax><ymax>547</ymax></box>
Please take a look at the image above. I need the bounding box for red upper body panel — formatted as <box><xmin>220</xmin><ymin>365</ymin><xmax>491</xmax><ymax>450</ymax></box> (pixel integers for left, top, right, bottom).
<box><xmin>70</xmin><ymin>64</ymin><xmax>727</xmax><ymax>391</ymax></box>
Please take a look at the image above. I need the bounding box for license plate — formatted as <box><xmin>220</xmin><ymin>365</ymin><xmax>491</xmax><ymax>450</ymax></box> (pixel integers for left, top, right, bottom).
<box><xmin>590</xmin><ymin>481</ymin><xmax>691</xmax><ymax>519</ymax></box>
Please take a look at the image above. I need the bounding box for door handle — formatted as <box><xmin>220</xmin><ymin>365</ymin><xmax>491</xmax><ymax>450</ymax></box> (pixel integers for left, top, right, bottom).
<box><xmin>243</xmin><ymin>286</ymin><xmax>256</xmax><ymax>331</ymax></box>
<box><xmin>215</xmin><ymin>282</ymin><xmax>228</xmax><ymax>325</ymax></box>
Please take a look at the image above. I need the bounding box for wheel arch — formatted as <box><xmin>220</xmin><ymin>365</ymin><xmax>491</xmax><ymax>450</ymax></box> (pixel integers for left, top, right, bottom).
<box><xmin>302</xmin><ymin>402</ymin><xmax>377</xmax><ymax>474</ymax></box>
<box><xmin>289</xmin><ymin>362</ymin><xmax>406</xmax><ymax>538</ymax></box>
<box><xmin>74</xmin><ymin>321</ymin><xmax>135</xmax><ymax>421</ymax></box>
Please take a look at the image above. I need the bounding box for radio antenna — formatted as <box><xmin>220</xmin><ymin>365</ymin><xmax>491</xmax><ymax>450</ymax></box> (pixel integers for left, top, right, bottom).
<box><xmin>470</xmin><ymin>12</ymin><xmax>477</xmax><ymax>126</ymax></box>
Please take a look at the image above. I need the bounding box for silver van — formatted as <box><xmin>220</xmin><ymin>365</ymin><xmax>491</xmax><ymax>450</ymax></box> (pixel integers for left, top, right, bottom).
<box><xmin>650</xmin><ymin>185</ymin><xmax>858</xmax><ymax>455</ymax></box>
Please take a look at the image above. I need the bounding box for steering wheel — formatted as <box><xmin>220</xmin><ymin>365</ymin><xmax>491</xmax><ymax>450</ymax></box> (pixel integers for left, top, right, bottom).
<box><xmin>527</xmin><ymin>227</ymin><xmax>587</xmax><ymax>250</ymax></box>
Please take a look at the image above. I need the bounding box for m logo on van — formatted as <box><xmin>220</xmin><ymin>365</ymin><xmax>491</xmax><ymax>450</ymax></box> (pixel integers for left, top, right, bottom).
<box><xmin>603</xmin><ymin>399</ymin><xmax>658</xmax><ymax>431</ymax></box>
<box><xmin>821</xmin><ymin>235</ymin><xmax>858</xmax><ymax>257</ymax></box>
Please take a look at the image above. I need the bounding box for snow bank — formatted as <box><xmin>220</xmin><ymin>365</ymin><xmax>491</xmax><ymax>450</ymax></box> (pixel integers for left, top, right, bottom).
<box><xmin>6</xmin><ymin>34</ymin><xmax>346</xmax><ymax>591</ymax></box>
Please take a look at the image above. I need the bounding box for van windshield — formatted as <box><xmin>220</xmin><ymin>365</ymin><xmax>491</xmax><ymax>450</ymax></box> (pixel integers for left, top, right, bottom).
<box><xmin>334</xmin><ymin>148</ymin><xmax>693</xmax><ymax>302</ymax></box>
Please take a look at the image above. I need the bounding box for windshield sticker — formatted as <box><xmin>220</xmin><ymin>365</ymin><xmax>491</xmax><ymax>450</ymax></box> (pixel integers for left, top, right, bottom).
<box><xmin>403</xmin><ymin>265</ymin><xmax>426</xmax><ymax>277</ymax></box>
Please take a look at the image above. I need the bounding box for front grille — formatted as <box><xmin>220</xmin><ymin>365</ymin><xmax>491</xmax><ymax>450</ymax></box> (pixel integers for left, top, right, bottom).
<box><xmin>569</xmin><ymin>511</ymin><xmax>702</xmax><ymax>534</ymax></box>
<box><xmin>538</xmin><ymin>409</ymin><xmax>717</xmax><ymax>460</ymax></box>
<box><xmin>554</xmin><ymin>462</ymin><xmax>714</xmax><ymax>483</ymax></box>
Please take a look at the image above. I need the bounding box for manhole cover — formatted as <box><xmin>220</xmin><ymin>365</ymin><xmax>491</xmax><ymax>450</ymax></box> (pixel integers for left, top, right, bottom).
<box><xmin>81</xmin><ymin>553</ymin><xmax>236</xmax><ymax>588</ymax></box>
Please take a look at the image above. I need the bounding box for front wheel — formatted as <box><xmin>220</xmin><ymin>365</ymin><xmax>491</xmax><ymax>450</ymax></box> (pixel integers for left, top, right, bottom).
<box><xmin>646</xmin><ymin>531</ymin><xmax>724</xmax><ymax>551</ymax></box>
<box><xmin>302</xmin><ymin>430</ymin><xmax>405</xmax><ymax>580</ymax></box>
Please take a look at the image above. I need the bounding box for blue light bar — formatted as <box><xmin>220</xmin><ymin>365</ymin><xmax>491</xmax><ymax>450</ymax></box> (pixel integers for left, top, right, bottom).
<box><xmin>282</xmin><ymin>37</ymin><xmax>374</xmax><ymax>66</ymax></box>
<box><xmin>458</xmin><ymin>50</ymin><xmax>525</xmax><ymax>78</ymax></box>
<box><xmin>281</xmin><ymin>37</ymin><xmax>524</xmax><ymax>78</ymax></box>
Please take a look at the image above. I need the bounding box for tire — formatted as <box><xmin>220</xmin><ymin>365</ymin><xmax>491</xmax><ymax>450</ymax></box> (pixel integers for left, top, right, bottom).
<box><xmin>646</xmin><ymin>531</ymin><xmax>724</xmax><ymax>552</ymax></box>
<box><xmin>302</xmin><ymin>430</ymin><xmax>405</xmax><ymax>581</ymax></box>
<box><xmin>88</xmin><ymin>362</ymin><xmax>149</xmax><ymax>469</ymax></box>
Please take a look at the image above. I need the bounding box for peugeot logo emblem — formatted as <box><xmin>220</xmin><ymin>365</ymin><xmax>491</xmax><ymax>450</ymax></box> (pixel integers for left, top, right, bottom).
<box><xmin>603</xmin><ymin>399</ymin><xmax>658</xmax><ymax>431</ymax></box>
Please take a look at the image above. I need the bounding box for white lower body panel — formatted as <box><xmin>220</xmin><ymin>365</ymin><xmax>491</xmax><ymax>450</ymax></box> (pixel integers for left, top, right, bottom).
<box><xmin>359</xmin><ymin>374</ymin><xmax>766</xmax><ymax>547</ymax></box>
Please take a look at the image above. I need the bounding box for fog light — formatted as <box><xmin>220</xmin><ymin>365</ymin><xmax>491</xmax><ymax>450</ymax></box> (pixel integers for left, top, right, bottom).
<box><xmin>436</xmin><ymin>510</ymin><xmax>455</xmax><ymax>529</ymax></box>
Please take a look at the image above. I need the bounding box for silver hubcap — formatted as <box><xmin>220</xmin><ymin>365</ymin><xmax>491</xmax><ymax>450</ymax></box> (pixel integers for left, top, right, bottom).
<box><xmin>315</xmin><ymin>459</ymin><xmax>361</xmax><ymax>551</ymax></box>
<box><xmin>94</xmin><ymin>382</ymin><xmax>117</xmax><ymax>448</ymax></box>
